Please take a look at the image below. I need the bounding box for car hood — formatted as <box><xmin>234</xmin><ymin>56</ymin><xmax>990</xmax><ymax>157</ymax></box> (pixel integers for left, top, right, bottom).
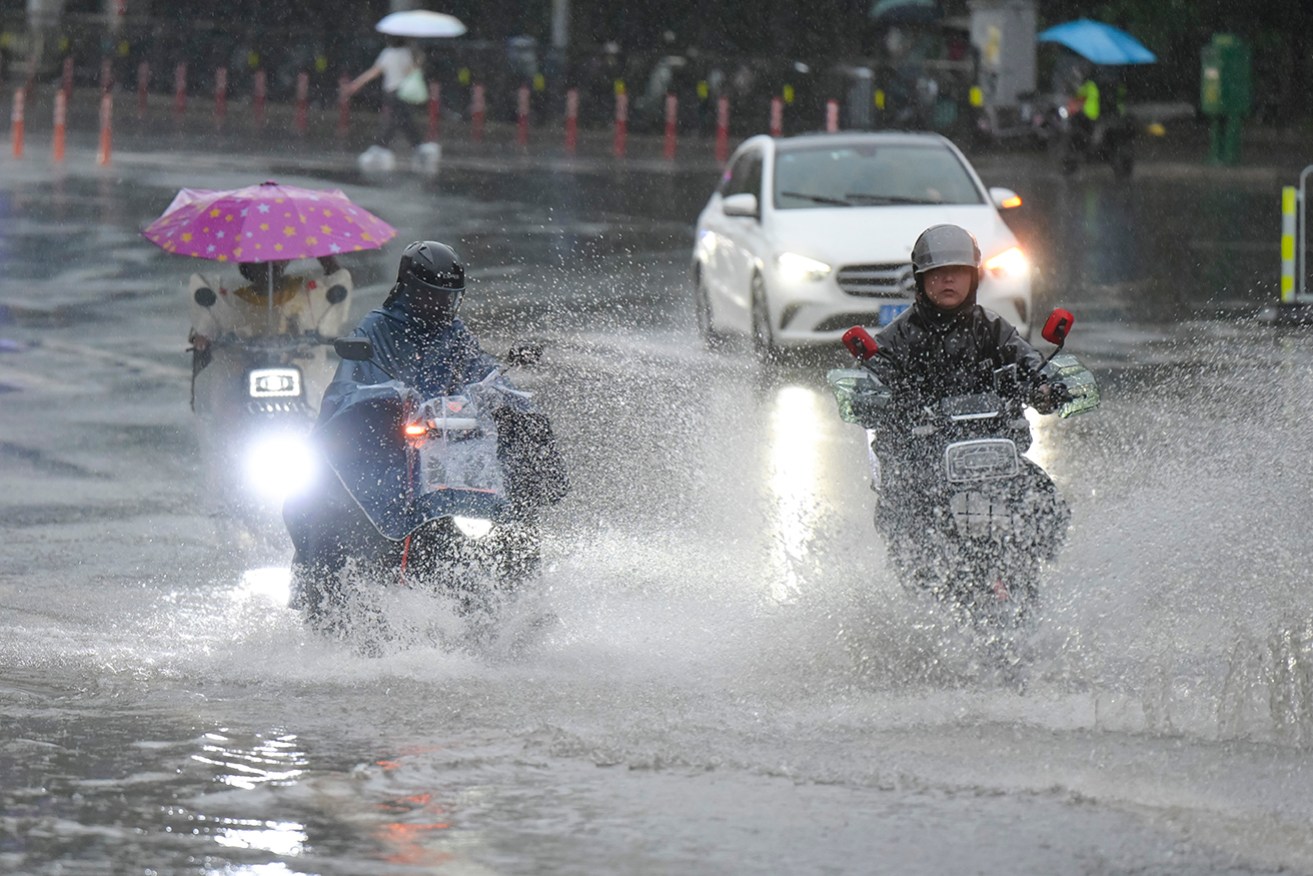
<box><xmin>764</xmin><ymin>204</ymin><xmax>1017</xmax><ymax>264</ymax></box>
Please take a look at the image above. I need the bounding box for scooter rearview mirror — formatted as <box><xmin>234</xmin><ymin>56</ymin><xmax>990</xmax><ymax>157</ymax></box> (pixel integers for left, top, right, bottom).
<box><xmin>842</xmin><ymin>325</ymin><xmax>878</xmax><ymax>361</ymax></box>
<box><xmin>1042</xmin><ymin>308</ymin><xmax>1074</xmax><ymax>346</ymax></box>
<box><xmin>333</xmin><ymin>337</ymin><xmax>374</xmax><ymax>361</ymax></box>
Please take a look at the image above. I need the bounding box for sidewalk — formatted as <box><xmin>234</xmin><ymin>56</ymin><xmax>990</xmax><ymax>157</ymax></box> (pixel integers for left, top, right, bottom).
<box><xmin>6</xmin><ymin>83</ymin><xmax>1312</xmax><ymax>181</ymax></box>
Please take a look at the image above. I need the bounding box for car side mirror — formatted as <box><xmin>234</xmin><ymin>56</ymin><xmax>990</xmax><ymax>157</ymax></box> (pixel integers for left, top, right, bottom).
<box><xmin>333</xmin><ymin>337</ymin><xmax>374</xmax><ymax>361</ymax></box>
<box><xmin>989</xmin><ymin>187</ymin><xmax>1023</xmax><ymax>210</ymax></box>
<box><xmin>722</xmin><ymin>192</ymin><xmax>759</xmax><ymax>218</ymax></box>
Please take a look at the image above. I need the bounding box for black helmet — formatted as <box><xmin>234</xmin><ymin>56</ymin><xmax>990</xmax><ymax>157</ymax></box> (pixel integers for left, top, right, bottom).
<box><xmin>390</xmin><ymin>240</ymin><xmax>465</xmax><ymax>325</ymax></box>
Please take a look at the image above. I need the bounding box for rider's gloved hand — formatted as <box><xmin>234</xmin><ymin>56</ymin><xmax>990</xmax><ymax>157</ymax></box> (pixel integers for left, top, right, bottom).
<box><xmin>1031</xmin><ymin>382</ymin><xmax>1071</xmax><ymax>414</ymax></box>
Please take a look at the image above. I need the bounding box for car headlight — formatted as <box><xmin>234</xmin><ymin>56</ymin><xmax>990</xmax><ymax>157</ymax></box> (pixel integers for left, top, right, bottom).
<box><xmin>775</xmin><ymin>252</ymin><xmax>832</xmax><ymax>283</ymax></box>
<box><xmin>983</xmin><ymin>246</ymin><xmax>1029</xmax><ymax>280</ymax></box>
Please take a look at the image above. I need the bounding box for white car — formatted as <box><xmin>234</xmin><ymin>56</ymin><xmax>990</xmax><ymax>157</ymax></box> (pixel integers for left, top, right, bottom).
<box><xmin>692</xmin><ymin>131</ymin><xmax>1033</xmax><ymax>356</ymax></box>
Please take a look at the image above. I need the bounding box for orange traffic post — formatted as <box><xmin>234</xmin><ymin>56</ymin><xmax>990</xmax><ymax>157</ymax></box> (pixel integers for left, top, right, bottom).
<box><xmin>11</xmin><ymin>88</ymin><xmax>25</xmax><ymax>158</ymax></box>
<box><xmin>715</xmin><ymin>95</ymin><xmax>730</xmax><ymax>164</ymax></box>
<box><xmin>516</xmin><ymin>85</ymin><xmax>529</xmax><ymax>147</ymax></box>
<box><xmin>336</xmin><ymin>75</ymin><xmax>350</xmax><ymax>137</ymax></box>
<box><xmin>61</xmin><ymin>57</ymin><xmax>73</xmax><ymax>97</ymax></box>
<box><xmin>662</xmin><ymin>93</ymin><xmax>678</xmax><ymax>160</ymax></box>
<box><xmin>252</xmin><ymin>70</ymin><xmax>267</xmax><ymax>126</ymax></box>
<box><xmin>613</xmin><ymin>91</ymin><xmax>628</xmax><ymax>158</ymax></box>
<box><xmin>173</xmin><ymin>62</ymin><xmax>187</xmax><ymax>117</ymax></box>
<box><xmin>294</xmin><ymin>71</ymin><xmax>309</xmax><ymax>135</ymax></box>
<box><xmin>53</xmin><ymin>90</ymin><xmax>67</xmax><ymax>162</ymax></box>
<box><xmin>564</xmin><ymin>87</ymin><xmax>578</xmax><ymax>153</ymax></box>
<box><xmin>471</xmin><ymin>84</ymin><xmax>486</xmax><ymax>142</ymax></box>
<box><xmin>136</xmin><ymin>61</ymin><xmax>149</xmax><ymax>119</ymax></box>
<box><xmin>825</xmin><ymin>99</ymin><xmax>839</xmax><ymax>133</ymax></box>
<box><xmin>769</xmin><ymin>96</ymin><xmax>783</xmax><ymax>137</ymax></box>
<box><xmin>214</xmin><ymin>66</ymin><xmax>228</xmax><ymax>127</ymax></box>
<box><xmin>97</xmin><ymin>92</ymin><xmax>113</xmax><ymax>166</ymax></box>
<box><xmin>427</xmin><ymin>81</ymin><xmax>441</xmax><ymax>141</ymax></box>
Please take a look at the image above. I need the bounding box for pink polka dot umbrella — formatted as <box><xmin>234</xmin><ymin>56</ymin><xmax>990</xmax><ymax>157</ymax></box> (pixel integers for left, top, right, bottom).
<box><xmin>142</xmin><ymin>179</ymin><xmax>397</xmax><ymax>263</ymax></box>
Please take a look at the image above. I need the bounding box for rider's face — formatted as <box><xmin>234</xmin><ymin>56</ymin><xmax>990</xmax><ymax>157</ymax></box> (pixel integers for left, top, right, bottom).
<box><xmin>922</xmin><ymin>265</ymin><xmax>974</xmax><ymax>310</ymax></box>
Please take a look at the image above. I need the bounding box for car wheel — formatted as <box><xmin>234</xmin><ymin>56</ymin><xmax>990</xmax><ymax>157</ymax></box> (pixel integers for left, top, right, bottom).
<box><xmin>750</xmin><ymin>273</ymin><xmax>778</xmax><ymax>362</ymax></box>
<box><xmin>693</xmin><ymin>271</ymin><xmax>724</xmax><ymax>350</ymax></box>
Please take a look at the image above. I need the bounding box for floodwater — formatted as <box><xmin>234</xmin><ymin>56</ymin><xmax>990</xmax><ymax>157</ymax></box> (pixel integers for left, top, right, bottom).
<box><xmin>2</xmin><ymin>136</ymin><xmax>1313</xmax><ymax>874</ymax></box>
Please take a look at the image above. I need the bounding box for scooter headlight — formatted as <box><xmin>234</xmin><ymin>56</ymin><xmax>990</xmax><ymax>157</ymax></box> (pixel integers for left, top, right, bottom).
<box><xmin>452</xmin><ymin>516</ymin><xmax>494</xmax><ymax>539</ymax></box>
<box><xmin>248</xmin><ymin>368</ymin><xmax>302</xmax><ymax>399</ymax></box>
<box><xmin>245</xmin><ymin>434</ymin><xmax>316</xmax><ymax>500</ymax></box>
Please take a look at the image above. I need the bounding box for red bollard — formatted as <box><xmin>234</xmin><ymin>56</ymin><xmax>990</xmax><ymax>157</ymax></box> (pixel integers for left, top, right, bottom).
<box><xmin>294</xmin><ymin>72</ymin><xmax>309</xmax><ymax>135</ymax></box>
<box><xmin>97</xmin><ymin>92</ymin><xmax>113</xmax><ymax>166</ymax></box>
<box><xmin>825</xmin><ymin>99</ymin><xmax>839</xmax><ymax>133</ymax></box>
<box><xmin>336</xmin><ymin>75</ymin><xmax>350</xmax><ymax>137</ymax></box>
<box><xmin>471</xmin><ymin>84</ymin><xmax>485</xmax><ymax>142</ymax></box>
<box><xmin>100</xmin><ymin>58</ymin><xmax>112</xmax><ymax>94</ymax></box>
<box><xmin>663</xmin><ymin>93</ymin><xmax>678</xmax><ymax>160</ymax></box>
<box><xmin>11</xmin><ymin>88</ymin><xmax>25</xmax><ymax>158</ymax></box>
<box><xmin>613</xmin><ymin>92</ymin><xmax>628</xmax><ymax>158</ymax></box>
<box><xmin>136</xmin><ymin>61</ymin><xmax>148</xmax><ymax>119</ymax></box>
<box><xmin>173</xmin><ymin>63</ymin><xmax>187</xmax><ymax>117</ymax></box>
<box><xmin>253</xmin><ymin>70</ymin><xmax>267</xmax><ymax>127</ymax></box>
<box><xmin>564</xmin><ymin>88</ymin><xmax>578</xmax><ymax>153</ymax></box>
<box><xmin>214</xmin><ymin>66</ymin><xmax>228</xmax><ymax>127</ymax></box>
<box><xmin>715</xmin><ymin>95</ymin><xmax>730</xmax><ymax>164</ymax></box>
<box><xmin>427</xmin><ymin>81</ymin><xmax>441</xmax><ymax>141</ymax></box>
<box><xmin>62</xmin><ymin>57</ymin><xmax>73</xmax><ymax>97</ymax></box>
<box><xmin>769</xmin><ymin>96</ymin><xmax>783</xmax><ymax>137</ymax></box>
<box><xmin>516</xmin><ymin>85</ymin><xmax>529</xmax><ymax>147</ymax></box>
<box><xmin>53</xmin><ymin>90</ymin><xmax>66</xmax><ymax>162</ymax></box>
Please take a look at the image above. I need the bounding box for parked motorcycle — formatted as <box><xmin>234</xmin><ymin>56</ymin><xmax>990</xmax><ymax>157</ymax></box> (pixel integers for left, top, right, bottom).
<box><xmin>1054</xmin><ymin>100</ymin><xmax>1136</xmax><ymax>178</ymax></box>
<box><xmin>826</xmin><ymin>309</ymin><xmax>1099</xmax><ymax>634</ymax></box>
<box><xmin>283</xmin><ymin>339</ymin><xmax>568</xmax><ymax>643</ymax></box>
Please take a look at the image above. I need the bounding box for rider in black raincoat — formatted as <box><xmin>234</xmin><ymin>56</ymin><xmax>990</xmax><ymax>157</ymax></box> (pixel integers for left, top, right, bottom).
<box><xmin>283</xmin><ymin>241</ymin><xmax>567</xmax><ymax>611</ymax></box>
<box><xmin>863</xmin><ymin>224</ymin><xmax>1069</xmax><ymax>583</ymax></box>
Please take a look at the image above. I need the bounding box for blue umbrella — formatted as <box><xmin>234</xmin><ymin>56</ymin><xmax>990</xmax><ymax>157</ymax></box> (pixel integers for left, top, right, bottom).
<box><xmin>1038</xmin><ymin>18</ymin><xmax>1157</xmax><ymax>65</ymax></box>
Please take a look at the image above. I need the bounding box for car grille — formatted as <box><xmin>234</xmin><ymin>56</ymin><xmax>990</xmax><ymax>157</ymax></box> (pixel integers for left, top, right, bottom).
<box><xmin>837</xmin><ymin>263</ymin><xmax>915</xmax><ymax>298</ymax></box>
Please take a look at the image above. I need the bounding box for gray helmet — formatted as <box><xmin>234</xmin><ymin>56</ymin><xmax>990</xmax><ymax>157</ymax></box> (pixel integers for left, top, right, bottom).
<box><xmin>390</xmin><ymin>240</ymin><xmax>465</xmax><ymax>325</ymax></box>
<box><xmin>910</xmin><ymin>224</ymin><xmax>981</xmax><ymax>277</ymax></box>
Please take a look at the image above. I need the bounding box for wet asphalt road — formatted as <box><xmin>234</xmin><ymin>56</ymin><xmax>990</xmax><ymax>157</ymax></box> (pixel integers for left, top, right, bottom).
<box><xmin>2</xmin><ymin>125</ymin><xmax>1313</xmax><ymax>874</ymax></box>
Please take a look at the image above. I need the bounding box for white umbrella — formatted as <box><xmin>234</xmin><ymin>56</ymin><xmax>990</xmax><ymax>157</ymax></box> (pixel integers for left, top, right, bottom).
<box><xmin>375</xmin><ymin>10</ymin><xmax>467</xmax><ymax>38</ymax></box>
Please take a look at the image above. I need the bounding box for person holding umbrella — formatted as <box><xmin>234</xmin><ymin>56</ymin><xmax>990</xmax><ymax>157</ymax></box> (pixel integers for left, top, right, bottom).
<box><xmin>142</xmin><ymin>180</ymin><xmax>399</xmax><ymax>411</ymax></box>
<box><xmin>345</xmin><ymin>35</ymin><xmax>427</xmax><ymax>164</ymax></box>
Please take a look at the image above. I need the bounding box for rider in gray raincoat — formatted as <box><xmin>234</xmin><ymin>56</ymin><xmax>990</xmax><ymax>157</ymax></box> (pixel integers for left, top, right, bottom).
<box><xmin>863</xmin><ymin>225</ymin><xmax>1070</xmax><ymax>583</ymax></box>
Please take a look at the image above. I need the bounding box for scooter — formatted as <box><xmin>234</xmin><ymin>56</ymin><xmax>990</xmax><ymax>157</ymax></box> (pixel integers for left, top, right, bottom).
<box><xmin>826</xmin><ymin>309</ymin><xmax>1098</xmax><ymax>632</ymax></box>
<box><xmin>190</xmin><ymin>331</ymin><xmax>343</xmax><ymax>539</ymax></box>
<box><xmin>283</xmin><ymin>339</ymin><xmax>568</xmax><ymax>643</ymax></box>
<box><xmin>1055</xmin><ymin>101</ymin><xmax>1136</xmax><ymax>179</ymax></box>
<box><xmin>187</xmin><ymin>267</ymin><xmax>352</xmax><ymax>541</ymax></box>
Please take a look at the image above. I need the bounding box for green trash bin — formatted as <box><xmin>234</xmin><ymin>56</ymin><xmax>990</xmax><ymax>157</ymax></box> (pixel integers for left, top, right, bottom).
<box><xmin>1200</xmin><ymin>34</ymin><xmax>1251</xmax><ymax>165</ymax></box>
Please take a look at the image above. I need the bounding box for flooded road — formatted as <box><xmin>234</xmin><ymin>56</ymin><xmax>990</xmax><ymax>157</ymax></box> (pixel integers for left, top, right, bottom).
<box><xmin>2</xmin><ymin>141</ymin><xmax>1313</xmax><ymax>874</ymax></box>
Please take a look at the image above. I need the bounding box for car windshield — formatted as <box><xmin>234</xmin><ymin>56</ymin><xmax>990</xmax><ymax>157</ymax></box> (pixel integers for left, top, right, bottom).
<box><xmin>773</xmin><ymin>142</ymin><xmax>984</xmax><ymax>210</ymax></box>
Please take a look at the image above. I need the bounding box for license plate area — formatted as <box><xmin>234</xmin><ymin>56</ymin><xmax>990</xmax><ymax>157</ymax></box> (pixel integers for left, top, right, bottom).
<box><xmin>943</xmin><ymin>438</ymin><xmax>1019</xmax><ymax>483</ymax></box>
<box><xmin>879</xmin><ymin>303</ymin><xmax>910</xmax><ymax>325</ymax></box>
